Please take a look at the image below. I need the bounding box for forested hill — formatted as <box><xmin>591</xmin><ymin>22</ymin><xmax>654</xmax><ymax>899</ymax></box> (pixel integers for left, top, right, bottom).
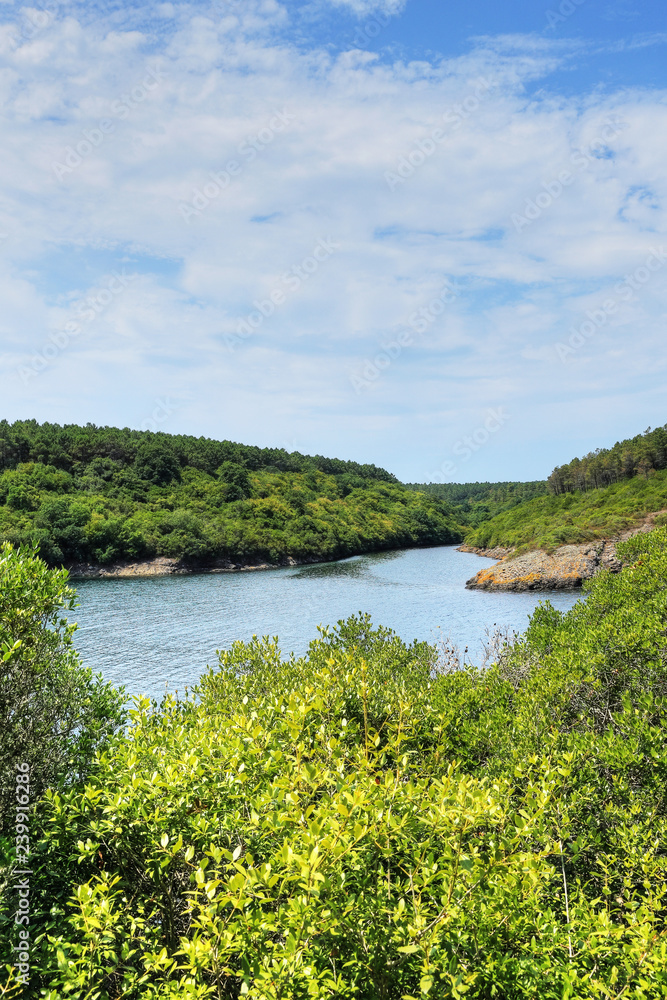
<box><xmin>548</xmin><ymin>423</ymin><xmax>667</xmax><ymax>494</ymax></box>
<box><xmin>466</xmin><ymin>468</ymin><xmax>667</xmax><ymax>553</ymax></box>
<box><xmin>462</xmin><ymin>423</ymin><xmax>667</xmax><ymax>553</ymax></box>
<box><xmin>404</xmin><ymin>480</ymin><xmax>547</xmax><ymax>526</ymax></box>
<box><xmin>0</xmin><ymin>420</ymin><xmax>462</xmax><ymax>569</ymax></box>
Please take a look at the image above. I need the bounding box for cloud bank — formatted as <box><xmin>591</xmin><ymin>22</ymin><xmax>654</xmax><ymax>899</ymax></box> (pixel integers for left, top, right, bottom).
<box><xmin>0</xmin><ymin>1</ymin><xmax>666</xmax><ymax>480</ymax></box>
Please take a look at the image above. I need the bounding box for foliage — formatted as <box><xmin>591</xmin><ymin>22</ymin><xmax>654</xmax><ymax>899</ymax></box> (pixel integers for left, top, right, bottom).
<box><xmin>548</xmin><ymin>423</ymin><xmax>667</xmax><ymax>494</ymax></box>
<box><xmin>0</xmin><ymin>544</ymin><xmax>126</xmax><ymax>825</ymax></box>
<box><xmin>465</xmin><ymin>467</ymin><xmax>667</xmax><ymax>552</ymax></box>
<box><xmin>405</xmin><ymin>481</ymin><xmax>548</xmax><ymax>528</ymax></box>
<box><xmin>0</xmin><ymin>421</ymin><xmax>462</xmax><ymax>568</ymax></box>
<box><xmin>8</xmin><ymin>529</ymin><xmax>667</xmax><ymax>997</ymax></box>
<box><xmin>0</xmin><ymin>420</ymin><xmax>397</xmax><ymax>483</ymax></box>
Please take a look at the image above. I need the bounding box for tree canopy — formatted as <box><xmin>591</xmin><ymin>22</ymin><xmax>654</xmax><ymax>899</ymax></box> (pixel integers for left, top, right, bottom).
<box><xmin>0</xmin><ymin>421</ymin><xmax>461</xmax><ymax>568</ymax></box>
<box><xmin>548</xmin><ymin>424</ymin><xmax>667</xmax><ymax>494</ymax></box>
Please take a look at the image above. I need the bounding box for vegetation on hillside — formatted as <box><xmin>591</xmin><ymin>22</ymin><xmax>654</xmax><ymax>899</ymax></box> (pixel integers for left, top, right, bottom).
<box><xmin>548</xmin><ymin>423</ymin><xmax>667</xmax><ymax>494</ymax></box>
<box><xmin>4</xmin><ymin>531</ymin><xmax>667</xmax><ymax>996</ymax></box>
<box><xmin>466</xmin><ymin>467</ymin><xmax>667</xmax><ymax>553</ymax></box>
<box><xmin>466</xmin><ymin>470</ymin><xmax>667</xmax><ymax>553</ymax></box>
<box><xmin>0</xmin><ymin>421</ymin><xmax>462</xmax><ymax>567</ymax></box>
<box><xmin>405</xmin><ymin>480</ymin><xmax>548</xmax><ymax>527</ymax></box>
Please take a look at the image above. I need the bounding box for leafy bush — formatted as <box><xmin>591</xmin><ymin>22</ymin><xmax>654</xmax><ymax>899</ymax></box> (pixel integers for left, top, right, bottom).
<box><xmin>0</xmin><ymin>544</ymin><xmax>126</xmax><ymax>822</ymax></box>
<box><xmin>134</xmin><ymin>442</ymin><xmax>182</xmax><ymax>486</ymax></box>
<box><xmin>9</xmin><ymin>529</ymin><xmax>667</xmax><ymax>997</ymax></box>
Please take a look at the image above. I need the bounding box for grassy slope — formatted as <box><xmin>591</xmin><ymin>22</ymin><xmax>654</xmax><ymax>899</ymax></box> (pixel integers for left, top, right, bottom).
<box><xmin>465</xmin><ymin>469</ymin><xmax>667</xmax><ymax>552</ymax></box>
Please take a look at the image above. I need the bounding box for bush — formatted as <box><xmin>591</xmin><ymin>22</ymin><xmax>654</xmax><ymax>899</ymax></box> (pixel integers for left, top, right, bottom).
<box><xmin>14</xmin><ymin>524</ymin><xmax>667</xmax><ymax>998</ymax></box>
<box><xmin>0</xmin><ymin>544</ymin><xmax>126</xmax><ymax>822</ymax></box>
<box><xmin>134</xmin><ymin>442</ymin><xmax>182</xmax><ymax>486</ymax></box>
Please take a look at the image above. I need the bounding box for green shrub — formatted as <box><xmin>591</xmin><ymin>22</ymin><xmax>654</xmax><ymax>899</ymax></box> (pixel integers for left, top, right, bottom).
<box><xmin>0</xmin><ymin>544</ymin><xmax>126</xmax><ymax>821</ymax></box>
<box><xmin>11</xmin><ymin>526</ymin><xmax>667</xmax><ymax>998</ymax></box>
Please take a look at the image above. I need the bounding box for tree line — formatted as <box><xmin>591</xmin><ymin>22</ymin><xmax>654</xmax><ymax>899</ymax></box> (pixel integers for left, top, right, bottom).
<box><xmin>405</xmin><ymin>480</ymin><xmax>548</xmax><ymax>527</ymax></box>
<box><xmin>548</xmin><ymin>423</ymin><xmax>667</xmax><ymax>494</ymax></box>
<box><xmin>0</xmin><ymin>420</ymin><xmax>397</xmax><ymax>483</ymax></box>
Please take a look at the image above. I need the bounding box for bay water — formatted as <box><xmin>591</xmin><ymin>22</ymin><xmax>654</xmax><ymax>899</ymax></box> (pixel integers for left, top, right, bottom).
<box><xmin>69</xmin><ymin>545</ymin><xmax>581</xmax><ymax>702</ymax></box>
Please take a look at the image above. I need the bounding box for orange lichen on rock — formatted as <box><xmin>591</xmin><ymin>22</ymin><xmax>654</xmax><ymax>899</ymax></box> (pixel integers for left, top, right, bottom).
<box><xmin>466</xmin><ymin>543</ymin><xmax>607</xmax><ymax>592</ymax></box>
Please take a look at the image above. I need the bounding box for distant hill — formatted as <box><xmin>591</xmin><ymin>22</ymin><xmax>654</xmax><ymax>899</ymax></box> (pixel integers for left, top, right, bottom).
<box><xmin>0</xmin><ymin>420</ymin><xmax>462</xmax><ymax>569</ymax></box>
<box><xmin>404</xmin><ymin>480</ymin><xmax>548</xmax><ymax>527</ymax></box>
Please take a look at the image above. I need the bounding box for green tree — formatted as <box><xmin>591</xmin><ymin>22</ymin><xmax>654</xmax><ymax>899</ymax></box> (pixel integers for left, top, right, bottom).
<box><xmin>134</xmin><ymin>441</ymin><xmax>181</xmax><ymax>486</ymax></box>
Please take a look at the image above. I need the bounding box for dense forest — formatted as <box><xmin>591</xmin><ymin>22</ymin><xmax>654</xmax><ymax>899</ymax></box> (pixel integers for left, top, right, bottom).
<box><xmin>0</xmin><ymin>420</ymin><xmax>398</xmax><ymax>484</ymax></box>
<box><xmin>0</xmin><ymin>420</ymin><xmax>462</xmax><ymax>568</ymax></box>
<box><xmin>405</xmin><ymin>480</ymin><xmax>548</xmax><ymax>526</ymax></box>
<box><xmin>548</xmin><ymin>423</ymin><xmax>667</xmax><ymax>494</ymax></box>
<box><xmin>4</xmin><ymin>532</ymin><xmax>667</xmax><ymax>997</ymax></box>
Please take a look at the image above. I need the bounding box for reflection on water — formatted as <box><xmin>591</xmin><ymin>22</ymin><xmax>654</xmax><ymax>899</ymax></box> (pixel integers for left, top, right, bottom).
<box><xmin>69</xmin><ymin>545</ymin><xmax>582</xmax><ymax>702</ymax></box>
<box><xmin>293</xmin><ymin>549</ymin><xmax>401</xmax><ymax>581</ymax></box>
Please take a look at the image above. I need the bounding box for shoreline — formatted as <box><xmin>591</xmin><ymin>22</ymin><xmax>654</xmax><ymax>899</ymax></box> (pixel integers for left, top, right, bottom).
<box><xmin>67</xmin><ymin>554</ymin><xmax>322</xmax><ymax>579</ymax></box>
<box><xmin>66</xmin><ymin>541</ymin><xmax>462</xmax><ymax>579</ymax></box>
<box><xmin>459</xmin><ymin>513</ymin><xmax>664</xmax><ymax>592</ymax></box>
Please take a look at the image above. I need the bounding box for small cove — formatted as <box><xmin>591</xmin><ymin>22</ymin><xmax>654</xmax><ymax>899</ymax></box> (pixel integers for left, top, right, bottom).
<box><xmin>69</xmin><ymin>545</ymin><xmax>582</xmax><ymax>702</ymax></box>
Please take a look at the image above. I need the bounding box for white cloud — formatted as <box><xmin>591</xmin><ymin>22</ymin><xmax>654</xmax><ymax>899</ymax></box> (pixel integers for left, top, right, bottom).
<box><xmin>320</xmin><ymin>0</ymin><xmax>405</xmax><ymax>16</ymax></box>
<box><xmin>0</xmin><ymin>3</ymin><xmax>666</xmax><ymax>479</ymax></box>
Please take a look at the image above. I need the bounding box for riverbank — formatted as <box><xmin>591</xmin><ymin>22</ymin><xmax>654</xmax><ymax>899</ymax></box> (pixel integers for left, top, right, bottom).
<box><xmin>461</xmin><ymin>514</ymin><xmax>662</xmax><ymax>591</ymax></box>
<box><xmin>67</xmin><ymin>554</ymin><xmax>316</xmax><ymax>578</ymax></box>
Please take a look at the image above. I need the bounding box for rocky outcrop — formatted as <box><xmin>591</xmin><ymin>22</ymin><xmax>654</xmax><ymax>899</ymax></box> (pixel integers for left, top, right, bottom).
<box><xmin>463</xmin><ymin>513</ymin><xmax>665</xmax><ymax>592</ymax></box>
<box><xmin>457</xmin><ymin>543</ymin><xmax>514</xmax><ymax>560</ymax></box>
<box><xmin>464</xmin><ymin>542</ymin><xmax>621</xmax><ymax>592</ymax></box>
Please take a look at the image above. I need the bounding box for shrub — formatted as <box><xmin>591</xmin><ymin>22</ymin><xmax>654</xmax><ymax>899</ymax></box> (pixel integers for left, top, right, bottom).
<box><xmin>0</xmin><ymin>544</ymin><xmax>126</xmax><ymax>821</ymax></box>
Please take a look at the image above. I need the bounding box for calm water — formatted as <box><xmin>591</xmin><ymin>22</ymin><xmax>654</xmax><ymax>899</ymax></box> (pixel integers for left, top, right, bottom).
<box><xmin>69</xmin><ymin>546</ymin><xmax>582</xmax><ymax>701</ymax></box>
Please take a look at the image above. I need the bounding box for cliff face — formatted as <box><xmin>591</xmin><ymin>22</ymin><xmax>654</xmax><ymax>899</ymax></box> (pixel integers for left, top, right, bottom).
<box><xmin>462</xmin><ymin>515</ymin><xmax>663</xmax><ymax>592</ymax></box>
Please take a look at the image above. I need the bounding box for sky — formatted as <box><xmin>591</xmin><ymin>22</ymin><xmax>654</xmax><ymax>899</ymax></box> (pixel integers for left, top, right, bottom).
<box><xmin>0</xmin><ymin>0</ymin><xmax>666</xmax><ymax>483</ymax></box>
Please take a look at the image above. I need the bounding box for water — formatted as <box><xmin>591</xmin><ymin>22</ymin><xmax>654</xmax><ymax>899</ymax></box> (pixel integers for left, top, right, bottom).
<box><xmin>69</xmin><ymin>546</ymin><xmax>582</xmax><ymax>701</ymax></box>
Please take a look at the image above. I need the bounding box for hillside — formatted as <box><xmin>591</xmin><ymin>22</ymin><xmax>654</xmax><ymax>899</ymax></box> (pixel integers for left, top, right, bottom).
<box><xmin>0</xmin><ymin>420</ymin><xmax>462</xmax><ymax>570</ymax></box>
<box><xmin>465</xmin><ymin>469</ymin><xmax>667</xmax><ymax>553</ymax></box>
<box><xmin>405</xmin><ymin>480</ymin><xmax>548</xmax><ymax>526</ymax></box>
<box><xmin>549</xmin><ymin>423</ymin><xmax>667</xmax><ymax>493</ymax></box>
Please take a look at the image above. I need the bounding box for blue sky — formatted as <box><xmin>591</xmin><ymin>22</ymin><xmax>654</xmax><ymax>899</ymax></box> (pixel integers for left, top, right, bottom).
<box><xmin>1</xmin><ymin>0</ymin><xmax>666</xmax><ymax>482</ymax></box>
